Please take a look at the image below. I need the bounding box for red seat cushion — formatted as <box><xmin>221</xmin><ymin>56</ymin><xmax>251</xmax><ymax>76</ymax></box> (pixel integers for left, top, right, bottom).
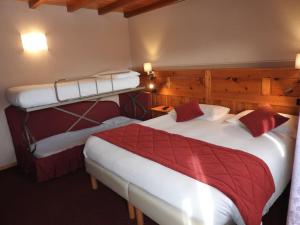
<box><xmin>175</xmin><ymin>101</ymin><xmax>204</xmax><ymax>122</ymax></box>
<box><xmin>239</xmin><ymin>106</ymin><xmax>289</xmax><ymax>137</ymax></box>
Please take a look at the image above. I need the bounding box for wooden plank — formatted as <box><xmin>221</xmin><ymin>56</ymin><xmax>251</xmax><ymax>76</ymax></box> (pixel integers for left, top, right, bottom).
<box><xmin>262</xmin><ymin>78</ymin><xmax>271</xmax><ymax>96</ymax></box>
<box><xmin>211</xmin><ymin>93</ymin><xmax>298</xmax><ymax>106</ymax></box>
<box><xmin>98</xmin><ymin>0</ymin><xmax>136</xmax><ymax>15</ymax></box>
<box><xmin>136</xmin><ymin>208</ymin><xmax>144</xmax><ymax>225</ymax></box>
<box><xmin>67</xmin><ymin>0</ymin><xmax>95</xmax><ymax>12</ymax></box>
<box><xmin>127</xmin><ymin>202</ymin><xmax>135</xmax><ymax>220</ymax></box>
<box><xmin>271</xmin><ymin>78</ymin><xmax>300</xmax><ymax>96</ymax></box>
<box><xmin>124</xmin><ymin>0</ymin><xmax>184</xmax><ymax>18</ymax></box>
<box><xmin>204</xmin><ymin>70</ymin><xmax>212</xmax><ymax>103</ymax></box>
<box><xmin>28</xmin><ymin>0</ymin><xmax>46</xmax><ymax>8</ymax></box>
<box><xmin>90</xmin><ymin>176</ymin><xmax>98</xmax><ymax>190</ymax></box>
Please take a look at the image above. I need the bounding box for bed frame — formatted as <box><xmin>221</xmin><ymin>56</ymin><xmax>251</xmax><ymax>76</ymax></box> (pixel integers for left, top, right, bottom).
<box><xmin>85</xmin><ymin>158</ymin><xmax>203</xmax><ymax>225</ymax></box>
<box><xmin>85</xmin><ymin>67</ymin><xmax>299</xmax><ymax>225</ymax></box>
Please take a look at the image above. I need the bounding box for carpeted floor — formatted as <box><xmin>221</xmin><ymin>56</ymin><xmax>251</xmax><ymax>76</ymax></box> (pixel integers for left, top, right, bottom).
<box><xmin>0</xmin><ymin>167</ymin><xmax>289</xmax><ymax>225</ymax></box>
<box><xmin>0</xmin><ymin>167</ymin><xmax>157</xmax><ymax>225</ymax></box>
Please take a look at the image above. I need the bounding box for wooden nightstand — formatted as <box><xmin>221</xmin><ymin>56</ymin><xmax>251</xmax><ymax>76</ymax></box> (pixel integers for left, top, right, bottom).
<box><xmin>151</xmin><ymin>106</ymin><xmax>174</xmax><ymax>118</ymax></box>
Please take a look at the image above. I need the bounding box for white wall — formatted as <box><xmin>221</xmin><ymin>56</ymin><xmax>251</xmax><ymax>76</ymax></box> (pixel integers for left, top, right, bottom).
<box><xmin>0</xmin><ymin>0</ymin><xmax>131</xmax><ymax>167</ymax></box>
<box><xmin>128</xmin><ymin>0</ymin><xmax>300</xmax><ymax>68</ymax></box>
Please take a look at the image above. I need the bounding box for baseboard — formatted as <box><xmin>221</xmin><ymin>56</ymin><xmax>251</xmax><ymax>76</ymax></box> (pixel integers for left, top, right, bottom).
<box><xmin>0</xmin><ymin>162</ymin><xmax>17</xmax><ymax>171</ymax></box>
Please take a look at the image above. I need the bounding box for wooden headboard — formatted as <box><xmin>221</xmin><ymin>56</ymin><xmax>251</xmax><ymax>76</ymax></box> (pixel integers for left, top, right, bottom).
<box><xmin>143</xmin><ymin>68</ymin><xmax>300</xmax><ymax>115</ymax></box>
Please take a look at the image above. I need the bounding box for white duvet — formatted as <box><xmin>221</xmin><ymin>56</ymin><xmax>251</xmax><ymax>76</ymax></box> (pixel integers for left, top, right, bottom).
<box><xmin>84</xmin><ymin>114</ymin><xmax>295</xmax><ymax>225</ymax></box>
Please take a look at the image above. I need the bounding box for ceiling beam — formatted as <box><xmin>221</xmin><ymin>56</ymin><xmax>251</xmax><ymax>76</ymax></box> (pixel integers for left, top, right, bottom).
<box><xmin>98</xmin><ymin>0</ymin><xmax>135</xmax><ymax>15</ymax></box>
<box><xmin>124</xmin><ymin>0</ymin><xmax>184</xmax><ymax>18</ymax></box>
<box><xmin>28</xmin><ymin>0</ymin><xmax>47</xmax><ymax>9</ymax></box>
<box><xmin>67</xmin><ymin>0</ymin><xmax>94</xmax><ymax>12</ymax></box>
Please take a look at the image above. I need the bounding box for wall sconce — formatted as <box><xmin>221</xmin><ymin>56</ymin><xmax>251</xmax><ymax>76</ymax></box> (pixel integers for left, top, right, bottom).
<box><xmin>144</xmin><ymin>62</ymin><xmax>156</xmax><ymax>90</ymax></box>
<box><xmin>21</xmin><ymin>32</ymin><xmax>48</xmax><ymax>53</ymax></box>
<box><xmin>296</xmin><ymin>53</ymin><xmax>300</xmax><ymax>69</ymax></box>
<box><xmin>144</xmin><ymin>62</ymin><xmax>153</xmax><ymax>76</ymax></box>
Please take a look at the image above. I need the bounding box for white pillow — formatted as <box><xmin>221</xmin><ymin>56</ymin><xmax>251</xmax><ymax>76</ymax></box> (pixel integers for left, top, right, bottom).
<box><xmin>225</xmin><ymin>110</ymin><xmax>253</xmax><ymax>125</ymax></box>
<box><xmin>199</xmin><ymin>104</ymin><xmax>230</xmax><ymax>121</ymax></box>
<box><xmin>169</xmin><ymin>104</ymin><xmax>230</xmax><ymax>121</ymax></box>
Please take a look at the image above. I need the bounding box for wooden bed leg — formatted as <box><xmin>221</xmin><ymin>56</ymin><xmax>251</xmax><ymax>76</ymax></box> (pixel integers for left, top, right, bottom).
<box><xmin>90</xmin><ymin>175</ymin><xmax>98</xmax><ymax>190</ymax></box>
<box><xmin>127</xmin><ymin>202</ymin><xmax>135</xmax><ymax>220</ymax></box>
<box><xmin>136</xmin><ymin>208</ymin><xmax>144</xmax><ymax>225</ymax></box>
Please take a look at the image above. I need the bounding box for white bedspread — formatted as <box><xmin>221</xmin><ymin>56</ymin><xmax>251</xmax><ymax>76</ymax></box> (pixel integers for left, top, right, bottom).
<box><xmin>84</xmin><ymin>115</ymin><xmax>295</xmax><ymax>225</ymax></box>
<box><xmin>6</xmin><ymin>75</ymin><xmax>140</xmax><ymax>108</ymax></box>
<box><xmin>33</xmin><ymin>116</ymin><xmax>140</xmax><ymax>158</ymax></box>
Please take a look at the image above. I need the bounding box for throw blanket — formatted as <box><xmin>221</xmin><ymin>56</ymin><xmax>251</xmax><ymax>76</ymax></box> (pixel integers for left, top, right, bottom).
<box><xmin>94</xmin><ymin>124</ymin><xmax>275</xmax><ymax>225</ymax></box>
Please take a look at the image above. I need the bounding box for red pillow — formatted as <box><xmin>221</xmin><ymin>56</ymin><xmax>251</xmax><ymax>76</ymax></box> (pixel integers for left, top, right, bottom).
<box><xmin>175</xmin><ymin>101</ymin><xmax>204</xmax><ymax>122</ymax></box>
<box><xmin>239</xmin><ymin>106</ymin><xmax>289</xmax><ymax>137</ymax></box>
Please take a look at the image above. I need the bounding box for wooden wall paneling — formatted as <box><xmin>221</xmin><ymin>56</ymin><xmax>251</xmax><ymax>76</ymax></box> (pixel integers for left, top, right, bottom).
<box><xmin>204</xmin><ymin>70</ymin><xmax>212</xmax><ymax>103</ymax></box>
<box><xmin>153</xmin><ymin>70</ymin><xmax>206</xmax><ymax>105</ymax></box>
<box><xmin>211</xmin><ymin>72</ymin><xmax>262</xmax><ymax>96</ymax></box>
<box><xmin>271</xmin><ymin>78</ymin><xmax>300</xmax><ymax>97</ymax></box>
<box><xmin>149</xmin><ymin>68</ymin><xmax>299</xmax><ymax>115</ymax></box>
<box><xmin>262</xmin><ymin>78</ymin><xmax>271</xmax><ymax>96</ymax></box>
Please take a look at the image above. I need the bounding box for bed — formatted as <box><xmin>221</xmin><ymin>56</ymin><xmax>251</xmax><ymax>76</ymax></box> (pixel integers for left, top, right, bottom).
<box><xmin>5</xmin><ymin>70</ymin><xmax>152</xmax><ymax>181</ymax></box>
<box><xmin>83</xmin><ymin>110</ymin><xmax>296</xmax><ymax>225</ymax></box>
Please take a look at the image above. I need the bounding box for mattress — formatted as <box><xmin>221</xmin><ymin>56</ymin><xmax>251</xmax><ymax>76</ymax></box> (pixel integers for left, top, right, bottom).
<box><xmin>6</xmin><ymin>71</ymin><xmax>140</xmax><ymax>109</ymax></box>
<box><xmin>84</xmin><ymin>114</ymin><xmax>295</xmax><ymax>225</ymax></box>
<box><xmin>33</xmin><ymin>116</ymin><xmax>140</xmax><ymax>158</ymax></box>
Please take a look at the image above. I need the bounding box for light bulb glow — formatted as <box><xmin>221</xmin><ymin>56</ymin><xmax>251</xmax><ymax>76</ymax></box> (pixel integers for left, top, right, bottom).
<box><xmin>149</xmin><ymin>83</ymin><xmax>155</xmax><ymax>89</ymax></box>
<box><xmin>144</xmin><ymin>63</ymin><xmax>152</xmax><ymax>73</ymax></box>
<box><xmin>21</xmin><ymin>32</ymin><xmax>48</xmax><ymax>53</ymax></box>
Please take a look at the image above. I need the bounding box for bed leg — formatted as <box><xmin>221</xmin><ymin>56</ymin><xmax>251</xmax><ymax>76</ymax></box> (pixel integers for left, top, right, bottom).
<box><xmin>127</xmin><ymin>202</ymin><xmax>135</xmax><ymax>220</ymax></box>
<box><xmin>136</xmin><ymin>208</ymin><xmax>144</xmax><ymax>225</ymax></box>
<box><xmin>90</xmin><ymin>175</ymin><xmax>98</xmax><ymax>190</ymax></box>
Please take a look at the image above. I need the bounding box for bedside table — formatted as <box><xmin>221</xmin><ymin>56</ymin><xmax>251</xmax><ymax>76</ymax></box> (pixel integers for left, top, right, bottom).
<box><xmin>151</xmin><ymin>106</ymin><xmax>174</xmax><ymax>118</ymax></box>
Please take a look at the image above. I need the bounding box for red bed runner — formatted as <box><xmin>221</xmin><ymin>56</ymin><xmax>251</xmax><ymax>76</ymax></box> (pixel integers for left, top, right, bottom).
<box><xmin>94</xmin><ymin>124</ymin><xmax>275</xmax><ymax>225</ymax></box>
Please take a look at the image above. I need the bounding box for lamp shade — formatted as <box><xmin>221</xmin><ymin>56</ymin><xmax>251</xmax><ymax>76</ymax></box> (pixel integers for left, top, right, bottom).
<box><xmin>143</xmin><ymin>63</ymin><xmax>152</xmax><ymax>73</ymax></box>
<box><xmin>296</xmin><ymin>54</ymin><xmax>300</xmax><ymax>69</ymax></box>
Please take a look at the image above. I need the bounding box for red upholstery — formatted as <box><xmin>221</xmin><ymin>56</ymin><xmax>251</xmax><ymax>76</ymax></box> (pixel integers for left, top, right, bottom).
<box><xmin>35</xmin><ymin>145</ymin><xmax>84</xmax><ymax>182</ymax></box>
<box><xmin>5</xmin><ymin>92</ymin><xmax>151</xmax><ymax>182</ymax></box>
<box><xmin>95</xmin><ymin>124</ymin><xmax>275</xmax><ymax>225</ymax></box>
<box><xmin>240</xmin><ymin>106</ymin><xmax>289</xmax><ymax>137</ymax></box>
<box><xmin>175</xmin><ymin>101</ymin><xmax>204</xmax><ymax>122</ymax></box>
<box><xmin>119</xmin><ymin>91</ymin><xmax>152</xmax><ymax>121</ymax></box>
<box><xmin>5</xmin><ymin>101</ymin><xmax>120</xmax><ymax>181</ymax></box>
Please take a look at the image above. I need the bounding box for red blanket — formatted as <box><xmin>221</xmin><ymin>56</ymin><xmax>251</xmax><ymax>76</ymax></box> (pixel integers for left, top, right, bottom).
<box><xmin>94</xmin><ymin>124</ymin><xmax>275</xmax><ymax>225</ymax></box>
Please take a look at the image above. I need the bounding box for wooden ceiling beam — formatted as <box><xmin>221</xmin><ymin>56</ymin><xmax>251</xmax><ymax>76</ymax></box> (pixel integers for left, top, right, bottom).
<box><xmin>28</xmin><ymin>0</ymin><xmax>47</xmax><ymax>9</ymax></box>
<box><xmin>98</xmin><ymin>0</ymin><xmax>135</xmax><ymax>15</ymax></box>
<box><xmin>67</xmin><ymin>0</ymin><xmax>95</xmax><ymax>12</ymax></box>
<box><xmin>124</xmin><ymin>0</ymin><xmax>184</xmax><ymax>18</ymax></box>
